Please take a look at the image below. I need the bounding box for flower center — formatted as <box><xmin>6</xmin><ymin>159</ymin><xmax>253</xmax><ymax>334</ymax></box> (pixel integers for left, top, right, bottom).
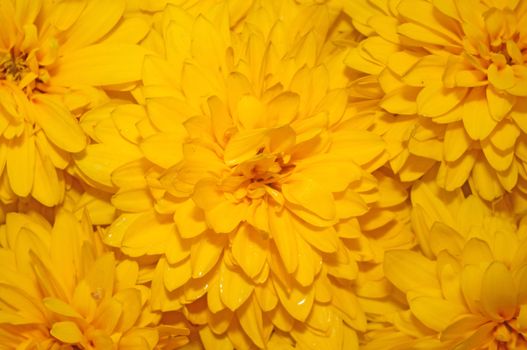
<box><xmin>0</xmin><ymin>49</ymin><xmax>48</xmax><ymax>95</ymax></box>
<box><xmin>222</xmin><ymin>151</ymin><xmax>296</xmax><ymax>201</ymax></box>
<box><xmin>0</xmin><ymin>51</ymin><xmax>29</xmax><ymax>82</ymax></box>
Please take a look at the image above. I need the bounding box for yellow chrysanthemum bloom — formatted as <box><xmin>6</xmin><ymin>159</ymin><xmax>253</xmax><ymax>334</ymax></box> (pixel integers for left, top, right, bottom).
<box><xmin>345</xmin><ymin>0</ymin><xmax>527</xmax><ymax>202</ymax></box>
<box><xmin>364</xmin><ymin>181</ymin><xmax>527</xmax><ymax>349</ymax></box>
<box><xmin>0</xmin><ymin>0</ymin><xmax>149</xmax><ymax>206</ymax></box>
<box><xmin>75</xmin><ymin>1</ymin><xmax>391</xmax><ymax>348</ymax></box>
<box><xmin>0</xmin><ymin>209</ymin><xmax>189</xmax><ymax>349</ymax></box>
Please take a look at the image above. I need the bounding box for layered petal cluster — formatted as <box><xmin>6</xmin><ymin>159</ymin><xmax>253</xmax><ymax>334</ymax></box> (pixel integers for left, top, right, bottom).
<box><xmin>364</xmin><ymin>181</ymin><xmax>527</xmax><ymax>349</ymax></box>
<box><xmin>70</xmin><ymin>1</ymin><xmax>404</xmax><ymax>348</ymax></box>
<box><xmin>0</xmin><ymin>0</ymin><xmax>149</xmax><ymax>206</ymax></box>
<box><xmin>345</xmin><ymin>0</ymin><xmax>527</xmax><ymax>203</ymax></box>
<box><xmin>0</xmin><ymin>209</ymin><xmax>188</xmax><ymax>349</ymax></box>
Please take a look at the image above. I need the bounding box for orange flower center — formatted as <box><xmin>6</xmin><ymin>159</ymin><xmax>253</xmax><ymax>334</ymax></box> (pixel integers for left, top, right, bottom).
<box><xmin>0</xmin><ymin>51</ymin><xmax>28</xmax><ymax>81</ymax></box>
<box><xmin>0</xmin><ymin>49</ymin><xmax>48</xmax><ymax>95</ymax></box>
<box><xmin>221</xmin><ymin>152</ymin><xmax>296</xmax><ymax>201</ymax></box>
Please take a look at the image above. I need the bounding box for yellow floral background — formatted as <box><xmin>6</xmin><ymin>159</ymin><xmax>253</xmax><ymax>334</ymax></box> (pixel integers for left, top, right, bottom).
<box><xmin>0</xmin><ymin>0</ymin><xmax>526</xmax><ymax>349</ymax></box>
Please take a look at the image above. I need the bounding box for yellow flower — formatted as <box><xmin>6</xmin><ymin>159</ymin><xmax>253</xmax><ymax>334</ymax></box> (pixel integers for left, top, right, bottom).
<box><xmin>0</xmin><ymin>209</ymin><xmax>189</xmax><ymax>349</ymax></box>
<box><xmin>345</xmin><ymin>0</ymin><xmax>527</xmax><ymax>201</ymax></box>
<box><xmin>369</xmin><ymin>180</ymin><xmax>527</xmax><ymax>349</ymax></box>
<box><xmin>0</xmin><ymin>0</ymin><xmax>149</xmax><ymax>206</ymax></box>
<box><xmin>70</xmin><ymin>1</ymin><xmax>392</xmax><ymax>348</ymax></box>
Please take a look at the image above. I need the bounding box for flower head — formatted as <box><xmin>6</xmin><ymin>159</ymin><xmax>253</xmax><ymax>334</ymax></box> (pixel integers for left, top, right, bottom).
<box><xmin>345</xmin><ymin>0</ymin><xmax>527</xmax><ymax>202</ymax></box>
<box><xmin>0</xmin><ymin>209</ymin><xmax>189</xmax><ymax>349</ymax></box>
<box><xmin>369</xmin><ymin>181</ymin><xmax>527</xmax><ymax>349</ymax></box>
<box><xmin>71</xmin><ymin>1</ymin><xmax>396</xmax><ymax>348</ymax></box>
<box><xmin>0</xmin><ymin>0</ymin><xmax>148</xmax><ymax>206</ymax></box>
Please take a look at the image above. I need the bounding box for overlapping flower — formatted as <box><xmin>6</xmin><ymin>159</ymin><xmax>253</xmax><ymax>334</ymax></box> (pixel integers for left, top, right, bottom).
<box><xmin>363</xmin><ymin>181</ymin><xmax>527</xmax><ymax>349</ymax></box>
<box><xmin>345</xmin><ymin>0</ymin><xmax>527</xmax><ymax>203</ymax></box>
<box><xmin>1</xmin><ymin>0</ymin><xmax>526</xmax><ymax>349</ymax></box>
<box><xmin>0</xmin><ymin>209</ymin><xmax>189</xmax><ymax>348</ymax></box>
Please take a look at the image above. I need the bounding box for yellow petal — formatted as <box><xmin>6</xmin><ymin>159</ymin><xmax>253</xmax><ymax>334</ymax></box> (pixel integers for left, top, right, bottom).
<box><xmin>164</xmin><ymin>260</ymin><xmax>191</xmax><ymax>292</ymax></box>
<box><xmin>462</xmin><ymin>88</ymin><xmax>498</xmax><ymax>140</ymax></box>
<box><xmin>274</xmin><ymin>280</ymin><xmax>314</xmax><ymax>322</ymax></box>
<box><xmin>236</xmin><ymin>95</ymin><xmax>266</xmax><ymax>130</ymax></box>
<box><xmin>489</xmin><ymin>120</ymin><xmax>520</xmax><ymax>151</ymax></box>
<box><xmin>115</xmin><ymin>260</ymin><xmax>139</xmax><ymax>291</ymax></box>
<box><xmin>440</xmin><ymin>314</ymin><xmax>488</xmax><ymax>341</ymax></box>
<box><xmin>140</xmin><ymin>132</ymin><xmax>186</xmax><ymax>168</ymax></box>
<box><xmin>403</xmin><ymin>55</ymin><xmax>448</xmax><ymax>87</ymax></box>
<box><xmin>0</xmin><ymin>284</ymin><xmax>44</xmax><ymax>324</ymax></box>
<box><xmin>480</xmin><ymin>262</ymin><xmax>517</xmax><ymax>321</ymax></box>
<box><xmin>74</xmin><ymin>144</ymin><xmax>141</xmax><ymax>189</ymax></box>
<box><xmin>488</xmin><ymin>63</ymin><xmax>516</xmax><ymax>90</ymax></box>
<box><xmin>438</xmin><ymin>151</ymin><xmax>476</xmax><ymax>191</ymax></box>
<box><xmin>173</xmin><ymin>198</ymin><xmax>207</xmax><ymax>239</ymax></box>
<box><xmin>471</xmin><ymin>159</ymin><xmax>504</xmax><ymax>200</ymax></box>
<box><xmin>332</xmin><ymin>283</ymin><xmax>366</xmax><ymax>330</ymax></box>
<box><xmin>268</xmin><ymin>209</ymin><xmax>298</xmax><ymax>274</ymax></box>
<box><xmin>443</xmin><ymin>122</ymin><xmax>471</xmax><ymax>162</ymax></box>
<box><xmin>384</xmin><ymin>250</ymin><xmax>440</xmax><ymax>294</ymax></box>
<box><xmin>254</xmin><ymin>280</ymin><xmax>278</xmax><ymax>312</ymax></box>
<box><xmin>380</xmin><ymin>87</ymin><xmax>419</xmax><ymax>115</ymax></box>
<box><xmin>398</xmin><ymin>22</ymin><xmax>458</xmax><ymax>46</ymax></box>
<box><xmin>43</xmin><ymin>297</ymin><xmax>83</xmax><ymax>319</ymax></box>
<box><xmin>219</xmin><ymin>262</ymin><xmax>254</xmax><ymax>311</ymax></box>
<box><xmin>7</xmin><ymin>129</ymin><xmax>35</xmax><ymax>197</ymax></box>
<box><xmin>206</xmin><ymin>200</ymin><xmax>247</xmax><ymax>234</ymax></box>
<box><xmin>51</xmin><ymin>44</ymin><xmax>147</xmax><ymax>86</ymax></box>
<box><xmin>398</xmin><ymin>0</ymin><xmax>461</xmax><ymax>43</ymax></box>
<box><xmin>486</xmin><ymin>85</ymin><xmax>515</xmax><ymax>121</ymax></box>
<box><xmin>147</xmin><ymin>97</ymin><xmax>193</xmax><ymax>132</ymax></box>
<box><xmin>15</xmin><ymin>0</ymin><xmax>41</xmax><ymax>25</ymax></box>
<box><xmin>481</xmin><ymin>139</ymin><xmax>514</xmax><ymax>171</ymax></box>
<box><xmin>111</xmin><ymin>189</ymin><xmax>154</xmax><ymax>213</ymax></box>
<box><xmin>237</xmin><ymin>297</ymin><xmax>265</xmax><ymax>349</ymax></box>
<box><xmin>267</xmin><ymin>92</ymin><xmax>300</xmax><ymax>126</ymax></box>
<box><xmin>231</xmin><ymin>224</ymin><xmax>268</xmax><ymax>279</ymax></box>
<box><xmin>408</xmin><ymin>295</ymin><xmax>467</xmax><ymax>332</ymax></box>
<box><xmin>296</xmin><ymin>220</ymin><xmax>339</xmax><ymax>255</ymax></box>
<box><xmin>282</xmin><ymin>179</ymin><xmax>336</xmax><ymax>220</ymax></box>
<box><xmin>190</xmin><ymin>233</ymin><xmax>225</xmax><ymax>278</ymax></box>
<box><xmin>61</xmin><ymin>0</ymin><xmax>125</xmax><ymax>51</ymax></box>
<box><xmin>293</xmin><ymin>236</ymin><xmax>318</xmax><ymax>287</ymax></box>
<box><xmin>113</xmin><ymin>289</ymin><xmax>142</xmax><ymax>332</ymax></box>
<box><xmin>92</xmin><ymin>298</ymin><xmax>122</xmax><ymax>334</ymax></box>
<box><xmin>293</xmin><ymin>154</ymin><xmax>362</xmax><ymax>193</ymax></box>
<box><xmin>462</xmin><ymin>238</ymin><xmax>493</xmax><ymax>265</ymax></box>
<box><xmin>452</xmin><ymin>322</ymin><xmax>496</xmax><ymax>350</ymax></box>
<box><xmin>111</xmin><ymin>159</ymin><xmax>149</xmax><ymax>189</ymax></box>
<box><xmin>50</xmin><ymin>321</ymin><xmax>84</xmax><ymax>344</ymax></box>
<box><xmin>417</xmin><ymin>85</ymin><xmax>467</xmax><ymax>117</ymax></box>
<box><xmin>223</xmin><ymin>129</ymin><xmax>268</xmax><ymax>166</ymax></box>
<box><xmin>330</xmin><ymin>129</ymin><xmax>386</xmax><ymax>167</ymax></box>
<box><xmin>345</xmin><ymin>47</ymin><xmax>384</xmax><ymax>75</ymax></box>
<box><xmin>199</xmin><ymin>327</ymin><xmax>234</xmax><ymax>350</ymax></box>
<box><xmin>103</xmin><ymin>15</ymin><xmax>150</xmax><ymax>44</ymax></box>
<box><xmin>428</xmin><ymin>222</ymin><xmax>464</xmax><ymax>256</ymax></box>
<box><xmin>31</xmin><ymin>146</ymin><xmax>61</xmax><ymax>206</ymax></box>
<box><xmin>508</xmin><ymin>65</ymin><xmax>527</xmax><ymax>96</ymax></box>
<box><xmin>121</xmin><ymin>212</ymin><xmax>175</xmax><ymax>257</ymax></box>
<box><xmin>31</xmin><ymin>95</ymin><xmax>86</xmax><ymax>153</ymax></box>
<box><xmin>0</xmin><ymin>1</ymin><xmax>16</xmax><ymax>49</ymax></box>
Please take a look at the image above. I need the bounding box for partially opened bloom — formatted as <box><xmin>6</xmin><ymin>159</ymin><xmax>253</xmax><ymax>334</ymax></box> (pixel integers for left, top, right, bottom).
<box><xmin>75</xmin><ymin>1</ymin><xmax>391</xmax><ymax>348</ymax></box>
<box><xmin>366</xmin><ymin>181</ymin><xmax>527</xmax><ymax>349</ymax></box>
<box><xmin>345</xmin><ymin>0</ymin><xmax>527</xmax><ymax>202</ymax></box>
<box><xmin>0</xmin><ymin>0</ymin><xmax>149</xmax><ymax>206</ymax></box>
<box><xmin>0</xmin><ymin>209</ymin><xmax>189</xmax><ymax>349</ymax></box>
